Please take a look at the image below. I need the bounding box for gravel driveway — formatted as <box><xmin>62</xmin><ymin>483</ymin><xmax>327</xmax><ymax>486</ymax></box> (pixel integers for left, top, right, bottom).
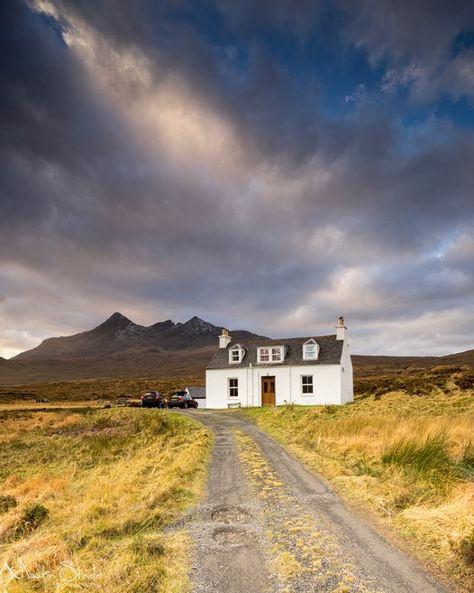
<box><xmin>181</xmin><ymin>410</ymin><xmax>452</xmax><ymax>593</ymax></box>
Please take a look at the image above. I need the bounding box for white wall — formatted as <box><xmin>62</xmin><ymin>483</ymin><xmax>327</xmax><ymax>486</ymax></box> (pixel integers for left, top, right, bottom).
<box><xmin>340</xmin><ymin>339</ymin><xmax>354</xmax><ymax>403</ymax></box>
<box><xmin>205</xmin><ymin>368</ymin><xmax>249</xmax><ymax>409</ymax></box>
<box><xmin>290</xmin><ymin>365</ymin><xmax>342</xmax><ymax>405</ymax></box>
<box><xmin>206</xmin><ymin>363</ymin><xmax>344</xmax><ymax>409</ymax></box>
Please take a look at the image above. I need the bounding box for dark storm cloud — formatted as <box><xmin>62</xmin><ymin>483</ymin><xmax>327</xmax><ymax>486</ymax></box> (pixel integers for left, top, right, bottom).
<box><xmin>0</xmin><ymin>0</ymin><xmax>473</xmax><ymax>357</ymax></box>
<box><xmin>338</xmin><ymin>0</ymin><xmax>474</xmax><ymax>99</ymax></box>
<box><xmin>319</xmin><ymin>115</ymin><xmax>474</xmax><ymax>249</ymax></box>
<box><xmin>50</xmin><ymin>0</ymin><xmax>326</xmax><ymax>45</ymax></box>
<box><xmin>0</xmin><ymin>0</ymin><xmax>135</xmax><ymax>233</ymax></box>
<box><xmin>42</xmin><ymin>0</ymin><xmax>325</xmax><ymax>164</ymax></box>
<box><xmin>339</xmin><ymin>0</ymin><xmax>474</xmax><ymax>61</ymax></box>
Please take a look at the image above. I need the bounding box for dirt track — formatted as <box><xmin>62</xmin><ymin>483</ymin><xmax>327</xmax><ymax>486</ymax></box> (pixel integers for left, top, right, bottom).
<box><xmin>182</xmin><ymin>410</ymin><xmax>451</xmax><ymax>593</ymax></box>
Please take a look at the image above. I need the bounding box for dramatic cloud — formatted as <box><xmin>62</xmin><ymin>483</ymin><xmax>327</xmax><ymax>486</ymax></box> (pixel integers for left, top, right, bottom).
<box><xmin>0</xmin><ymin>0</ymin><xmax>473</xmax><ymax>357</ymax></box>
<box><xmin>340</xmin><ymin>0</ymin><xmax>474</xmax><ymax>100</ymax></box>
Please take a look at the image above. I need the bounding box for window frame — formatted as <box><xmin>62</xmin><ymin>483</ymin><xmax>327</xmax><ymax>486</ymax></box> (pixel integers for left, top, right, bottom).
<box><xmin>228</xmin><ymin>377</ymin><xmax>239</xmax><ymax>398</ymax></box>
<box><xmin>301</xmin><ymin>375</ymin><xmax>314</xmax><ymax>395</ymax></box>
<box><xmin>303</xmin><ymin>339</ymin><xmax>319</xmax><ymax>361</ymax></box>
<box><xmin>257</xmin><ymin>345</ymin><xmax>285</xmax><ymax>364</ymax></box>
<box><xmin>228</xmin><ymin>344</ymin><xmax>245</xmax><ymax>364</ymax></box>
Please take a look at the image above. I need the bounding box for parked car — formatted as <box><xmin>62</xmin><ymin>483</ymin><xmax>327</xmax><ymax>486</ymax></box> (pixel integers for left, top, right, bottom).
<box><xmin>141</xmin><ymin>391</ymin><xmax>165</xmax><ymax>408</ymax></box>
<box><xmin>167</xmin><ymin>391</ymin><xmax>199</xmax><ymax>409</ymax></box>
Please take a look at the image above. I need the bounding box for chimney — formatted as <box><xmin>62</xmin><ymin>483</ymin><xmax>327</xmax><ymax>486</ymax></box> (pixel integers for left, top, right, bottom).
<box><xmin>336</xmin><ymin>316</ymin><xmax>346</xmax><ymax>341</ymax></box>
<box><xmin>219</xmin><ymin>328</ymin><xmax>231</xmax><ymax>349</ymax></box>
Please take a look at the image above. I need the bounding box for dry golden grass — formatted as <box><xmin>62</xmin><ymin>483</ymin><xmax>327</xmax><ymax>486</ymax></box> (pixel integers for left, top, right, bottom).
<box><xmin>0</xmin><ymin>411</ymin><xmax>81</xmax><ymax>444</ymax></box>
<box><xmin>0</xmin><ymin>401</ymin><xmax>103</xmax><ymax>412</ymax></box>
<box><xmin>238</xmin><ymin>388</ymin><xmax>474</xmax><ymax>593</ymax></box>
<box><xmin>0</xmin><ymin>408</ymin><xmax>211</xmax><ymax>593</ymax></box>
<box><xmin>0</xmin><ymin>376</ymin><xmax>203</xmax><ymax>403</ymax></box>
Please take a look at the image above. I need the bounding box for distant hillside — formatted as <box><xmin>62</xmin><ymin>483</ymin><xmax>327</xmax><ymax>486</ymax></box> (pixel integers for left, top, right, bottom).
<box><xmin>0</xmin><ymin>348</ymin><xmax>216</xmax><ymax>385</ymax></box>
<box><xmin>1</xmin><ymin>314</ymin><xmax>266</xmax><ymax>384</ymax></box>
<box><xmin>353</xmin><ymin>349</ymin><xmax>474</xmax><ymax>376</ymax></box>
<box><xmin>0</xmin><ymin>315</ymin><xmax>472</xmax><ymax>385</ymax></box>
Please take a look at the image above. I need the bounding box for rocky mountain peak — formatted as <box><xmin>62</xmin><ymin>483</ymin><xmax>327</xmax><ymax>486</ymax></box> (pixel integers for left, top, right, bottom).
<box><xmin>150</xmin><ymin>319</ymin><xmax>175</xmax><ymax>332</ymax></box>
<box><xmin>97</xmin><ymin>312</ymin><xmax>134</xmax><ymax>332</ymax></box>
<box><xmin>180</xmin><ymin>316</ymin><xmax>219</xmax><ymax>336</ymax></box>
<box><xmin>9</xmin><ymin>312</ymin><xmax>267</xmax><ymax>367</ymax></box>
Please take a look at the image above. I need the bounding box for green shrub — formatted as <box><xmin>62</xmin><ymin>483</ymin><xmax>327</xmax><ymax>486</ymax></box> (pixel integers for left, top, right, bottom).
<box><xmin>381</xmin><ymin>434</ymin><xmax>453</xmax><ymax>483</ymax></box>
<box><xmin>352</xmin><ymin>458</ymin><xmax>381</xmax><ymax>478</ymax></box>
<box><xmin>322</xmin><ymin>405</ymin><xmax>338</xmax><ymax>415</ymax></box>
<box><xmin>454</xmin><ymin>373</ymin><xmax>474</xmax><ymax>390</ymax></box>
<box><xmin>0</xmin><ymin>495</ymin><xmax>17</xmax><ymax>513</ymax></box>
<box><xmin>458</xmin><ymin>442</ymin><xmax>474</xmax><ymax>480</ymax></box>
<box><xmin>131</xmin><ymin>536</ymin><xmax>165</xmax><ymax>558</ymax></box>
<box><xmin>459</xmin><ymin>529</ymin><xmax>474</xmax><ymax>565</ymax></box>
<box><xmin>461</xmin><ymin>442</ymin><xmax>474</xmax><ymax>468</ymax></box>
<box><xmin>14</xmin><ymin>503</ymin><xmax>49</xmax><ymax>537</ymax></box>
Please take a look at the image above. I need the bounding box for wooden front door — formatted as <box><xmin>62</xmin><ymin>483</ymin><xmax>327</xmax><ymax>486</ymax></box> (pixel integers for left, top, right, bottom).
<box><xmin>262</xmin><ymin>377</ymin><xmax>276</xmax><ymax>406</ymax></box>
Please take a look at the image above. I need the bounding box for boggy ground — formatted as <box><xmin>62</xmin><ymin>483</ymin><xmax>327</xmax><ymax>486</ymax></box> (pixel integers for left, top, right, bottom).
<box><xmin>183</xmin><ymin>410</ymin><xmax>452</xmax><ymax>593</ymax></box>
<box><xmin>0</xmin><ymin>408</ymin><xmax>211</xmax><ymax>593</ymax></box>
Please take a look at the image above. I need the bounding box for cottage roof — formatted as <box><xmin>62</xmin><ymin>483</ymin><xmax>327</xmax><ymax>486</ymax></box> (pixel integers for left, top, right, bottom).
<box><xmin>187</xmin><ymin>386</ymin><xmax>206</xmax><ymax>399</ymax></box>
<box><xmin>207</xmin><ymin>334</ymin><xmax>343</xmax><ymax>369</ymax></box>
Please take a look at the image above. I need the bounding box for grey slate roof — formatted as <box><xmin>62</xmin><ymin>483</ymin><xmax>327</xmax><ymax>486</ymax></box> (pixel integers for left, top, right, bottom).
<box><xmin>207</xmin><ymin>335</ymin><xmax>343</xmax><ymax>369</ymax></box>
<box><xmin>187</xmin><ymin>386</ymin><xmax>206</xmax><ymax>399</ymax></box>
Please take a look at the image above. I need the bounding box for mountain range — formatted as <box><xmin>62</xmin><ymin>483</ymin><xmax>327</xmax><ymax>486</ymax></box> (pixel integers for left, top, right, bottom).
<box><xmin>0</xmin><ymin>313</ymin><xmax>472</xmax><ymax>385</ymax></box>
<box><xmin>13</xmin><ymin>313</ymin><xmax>263</xmax><ymax>360</ymax></box>
<box><xmin>0</xmin><ymin>313</ymin><xmax>266</xmax><ymax>384</ymax></box>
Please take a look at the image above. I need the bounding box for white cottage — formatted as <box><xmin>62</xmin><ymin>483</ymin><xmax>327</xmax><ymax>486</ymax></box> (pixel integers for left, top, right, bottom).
<box><xmin>205</xmin><ymin>317</ymin><xmax>353</xmax><ymax>408</ymax></box>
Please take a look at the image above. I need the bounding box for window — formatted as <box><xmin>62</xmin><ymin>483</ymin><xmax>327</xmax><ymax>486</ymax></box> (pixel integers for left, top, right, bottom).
<box><xmin>301</xmin><ymin>375</ymin><xmax>314</xmax><ymax>394</ymax></box>
<box><xmin>257</xmin><ymin>345</ymin><xmax>285</xmax><ymax>363</ymax></box>
<box><xmin>229</xmin><ymin>345</ymin><xmax>245</xmax><ymax>364</ymax></box>
<box><xmin>271</xmin><ymin>347</ymin><xmax>281</xmax><ymax>361</ymax></box>
<box><xmin>231</xmin><ymin>349</ymin><xmax>241</xmax><ymax>362</ymax></box>
<box><xmin>303</xmin><ymin>339</ymin><xmax>319</xmax><ymax>360</ymax></box>
<box><xmin>228</xmin><ymin>378</ymin><xmax>238</xmax><ymax>397</ymax></box>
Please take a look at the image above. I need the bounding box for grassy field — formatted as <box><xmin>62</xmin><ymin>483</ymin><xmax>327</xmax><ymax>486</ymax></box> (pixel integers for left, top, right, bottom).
<box><xmin>0</xmin><ymin>376</ymin><xmax>203</xmax><ymax>403</ymax></box>
<box><xmin>0</xmin><ymin>407</ymin><xmax>211</xmax><ymax>593</ymax></box>
<box><xmin>1</xmin><ymin>366</ymin><xmax>472</xmax><ymax>591</ymax></box>
<box><xmin>238</xmin><ymin>380</ymin><xmax>474</xmax><ymax>593</ymax></box>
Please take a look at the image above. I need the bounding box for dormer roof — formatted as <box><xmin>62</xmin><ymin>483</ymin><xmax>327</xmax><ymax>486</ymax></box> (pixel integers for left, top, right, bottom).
<box><xmin>207</xmin><ymin>334</ymin><xmax>343</xmax><ymax>369</ymax></box>
<box><xmin>228</xmin><ymin>343</ymin><xmax>246</xmax><ymax>364</ymax></box>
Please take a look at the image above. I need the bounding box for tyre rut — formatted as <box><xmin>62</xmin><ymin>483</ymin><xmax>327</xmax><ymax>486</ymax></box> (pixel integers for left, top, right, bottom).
<box><xmin>185</xmin><ymin>413</ymin><xmax>272</xmax><ymax>593</ymax></box>
<box><xmin>181</xmin><ymin>411</ymin><xmax>452</xmax><ymax>593</ymax></box>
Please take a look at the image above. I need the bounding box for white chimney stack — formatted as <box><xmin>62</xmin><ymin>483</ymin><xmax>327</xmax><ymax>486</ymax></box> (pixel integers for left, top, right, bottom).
<box><xmin>336</xmin><ymin>316</ymin><xmax>346</xmax><ymax>341</ymax></box>
<box><xmin>219</xmin><ymin>328</ymin><xmax>231</xmax><ymax>348</ymax></box>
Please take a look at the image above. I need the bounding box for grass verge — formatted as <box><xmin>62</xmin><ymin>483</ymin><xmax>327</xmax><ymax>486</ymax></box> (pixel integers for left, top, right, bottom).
<box><xmin>237</xmin><ymin>390</ymin><xmax>474</xmax><ymax>592</ymax></box>
<box><xmin>0</xmin><ymin>408</ymin><xmax>211</xmax><ymax>593</ymax></box>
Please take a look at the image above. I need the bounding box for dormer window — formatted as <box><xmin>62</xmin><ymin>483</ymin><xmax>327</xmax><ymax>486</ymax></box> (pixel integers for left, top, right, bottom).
<box><xmin>303</xmin><ymin>339</ymin><xmax>319</xmax><ymax>361</ymax></box>
<box><xmin>271</xmin><ymin>347</ymin><xmax>282</xmax><ymax>362</ymax></box>
<box><xmin>229</xmin><ymin>344</ymin><xmax>245</xmax><ymax>364</ymax></box>
<box><xmin>257</xmin><ymin>345</ymin><xmax>285</xmax><ymax>364</ymax></box>
<box><xmin>231</xmin><ymin>349</ymin><xmax>240</xmax><ymax>362</ymax></box>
